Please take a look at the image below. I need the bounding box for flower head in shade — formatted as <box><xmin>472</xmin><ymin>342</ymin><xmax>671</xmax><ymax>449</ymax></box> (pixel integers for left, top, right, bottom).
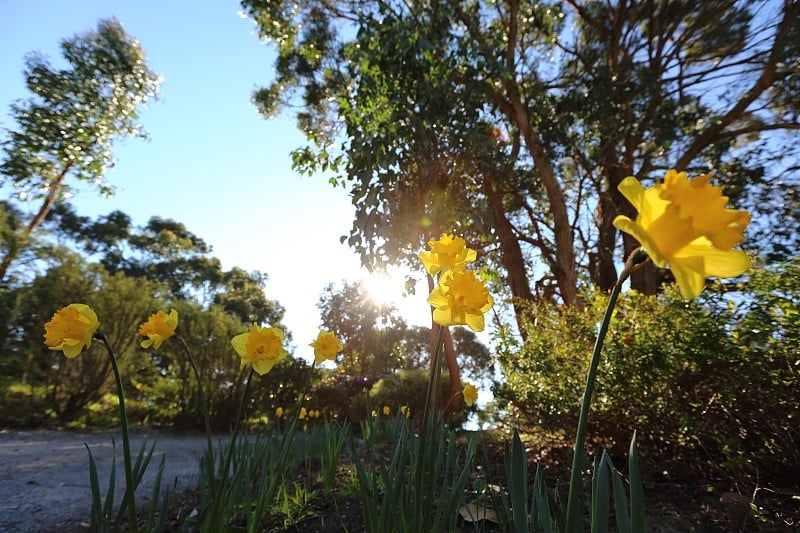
<box><xmin>382</xmin><ymin>405</ymin><xmax>391</xmax><ymax>416</ymax></box>
<box><xmin>309</xmin><ymin>330</ymin><xmax>343</xmax><ymax>365</ymax></box>
<box><xmin>44</xmin><ymin>304</ymin><xmax>100</xmax><ymax>358</ymax></box>
<box><xmin>463</xmin><ymin>382</ymin><xmax>478</xmax><ymax>407</ymax></box>
<box><xmin>427</xmin><ymin>268</ymin><xmax>493</xmax><ymax>332</ymax></box>
<box><xmin>419</xmin><ymin>233</ymin><xmax>477</xmax><ymax>277</ymax></box>
<box><xmin>138</xmin><ymin>309</ymin><xmax>178</xmax><ymax>350</ymax></box>
<box><xmin>299</xmin><ymin>407</ymin><xmax>307</xmax><ymax>420</ymax></box>
<box><xmin>231</xmin><ymin>324</ymin><xmax>288</xmax><ymax>376</ymax></box>
<box><xmin>613</xmin><ymin>170</ymin><xmax>750</xmax><ymax>299</ymax></box>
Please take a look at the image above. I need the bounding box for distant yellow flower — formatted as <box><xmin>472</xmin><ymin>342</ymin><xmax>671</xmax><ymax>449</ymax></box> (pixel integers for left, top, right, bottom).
<box><xmin>428</xmin><ymin>268</ymin><xmax>493</xmax><ymax>332</ymax></box>
<box><xmin>382</xmin><ymin>405</ymin><xmax>391</xmax><ymax>416</ymax></box>
<box><xmin>231</xmin><ymin>324</ymin><xmax>288</xmax><ymax>376</ymax></box>
<box><xmin>138</xmin><ymin>309</ymin><xmax>178</xmax><ymax>350</ymax></box>
<box><xmin>309</xmin><ymin>330</ymin><xmax>343</xmax><ymax>365</ymax></box>
<box><xmin>419</xmin><ymin>233</ymin><xmax>477</xmax><ymax>277</ymax></box>
<box><xmin>275</xmin><ymin>407</ymin><xmax>284</xmax><ymax>417</ymax></box>
<box><xmin>400</xmin><ymin>405</ymin><xmax>409</xmax><ymax>417</ymax></box>
<box><xmin>312</xmin><ymin>409</ymin><xmax>321</xmax><ymax>418</ymax></box>
<box><xmin>371</xmin><ymin>410</ymin><xmax>377</xmax><ymax>418</ymax></box>
<box><xmin>613</xmin><ymin>170</ymin><xmax>750</xmax><ymax>299</ymax></box>
<box><xmin>44</xmin><ymin>304</ymin><xmax>100</xmax><ymax>359</ymax></box>
<box><xmin>299</xmin><ymin>407</ymin><xmax>307</xmax><ymax>420</ymax></box>
<box><xmin>463</xmin><ymin>383</ymin><xmax>478</xmax><ymax>407</ymax></box>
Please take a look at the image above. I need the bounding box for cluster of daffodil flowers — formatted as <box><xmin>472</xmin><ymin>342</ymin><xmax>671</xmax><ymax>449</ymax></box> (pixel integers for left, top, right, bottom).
<box><xmin>420</xmin><ymin>233</ymin><xmax>493</xmax><ymax>408</ymax></box>
<box><xmin>43</xmin><ymin>303</ymin><xmax>344</xmax><ymax>531</ymax></box>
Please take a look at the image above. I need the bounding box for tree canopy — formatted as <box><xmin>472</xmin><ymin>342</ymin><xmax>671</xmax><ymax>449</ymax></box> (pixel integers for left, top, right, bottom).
<box><xmin>242</xmin><ymin>0</ymin><xmax>800</xmax><ymax>329</ymax></box>
<box><xmin>0</xmin><ymin>18</ymin><xmax>160</xmax><ymax>283</ymax></box>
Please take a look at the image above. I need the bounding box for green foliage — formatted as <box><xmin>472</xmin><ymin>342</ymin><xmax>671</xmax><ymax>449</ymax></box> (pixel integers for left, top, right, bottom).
<box><xmin>3</xmin><ymin>254</ymin><xmax>165</xmax><ymax>422</ymax></box>
<box><xmin>495</xmin><ymin>261</ymin><xmax>800</xmax><ymax>483</ymax></box>
<box><xmin>1</xmin><ymin>18</ymin><xmax>159</xmax><ymax>197</ymax></box>
<box><xmin>244</xmin><ymin>0</ymin><xmax>800</xmax><ymax>313</ymax></box>
<box><xmin>0</xmin><ymin>18</ymin><xmax>160</xmax><ymax>283</ymax></box>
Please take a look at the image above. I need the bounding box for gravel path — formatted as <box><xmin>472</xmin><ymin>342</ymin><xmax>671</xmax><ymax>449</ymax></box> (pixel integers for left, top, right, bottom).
<box><xmin>0</xmin><ymin>429</ymin><xmax>213</xmax><ymax>532</ymax></box>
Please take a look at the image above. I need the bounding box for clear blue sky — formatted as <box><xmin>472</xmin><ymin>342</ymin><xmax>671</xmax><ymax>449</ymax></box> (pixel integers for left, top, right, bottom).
<box><xmin>0</xmin><ymin>0</ymin><xmax>431</xmax><ymax>360</ymax></box>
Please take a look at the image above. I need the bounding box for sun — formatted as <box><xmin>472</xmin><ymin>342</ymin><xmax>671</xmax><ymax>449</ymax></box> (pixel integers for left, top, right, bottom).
<box><xmin>361</xmin><ymin>270</ymin><xmax>405</xmax><ymax>308</ymax></box>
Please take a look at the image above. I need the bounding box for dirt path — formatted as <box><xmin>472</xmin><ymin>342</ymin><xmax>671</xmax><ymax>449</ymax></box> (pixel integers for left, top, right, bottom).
<box><xmin>0</xmin><ymin>429</ymin><xmax>212</xmax><ymax>532</ymax></box>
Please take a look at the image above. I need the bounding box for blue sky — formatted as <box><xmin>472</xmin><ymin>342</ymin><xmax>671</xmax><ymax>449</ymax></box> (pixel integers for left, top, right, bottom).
<box><xmin>0</xmin><ymin>0</ymin><xmax>430</xmax><ymax>360</ymax></box>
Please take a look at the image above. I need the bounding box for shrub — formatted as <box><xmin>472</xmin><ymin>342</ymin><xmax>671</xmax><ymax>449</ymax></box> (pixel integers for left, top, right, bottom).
<box><xmin>494</xmin><ymin>260</ymin><xmax>800</xmax><ymax>485</ymax></box>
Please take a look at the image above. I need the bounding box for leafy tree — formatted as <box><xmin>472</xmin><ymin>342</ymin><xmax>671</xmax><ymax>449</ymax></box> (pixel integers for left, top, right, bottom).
<box><xmin>0</xmin><ymin>18</ymin><xmax>160</xmax><ymax>283</ymax></box>
<box><xmin>44</xmin><ymin>204</ymin><xmax>286</xmax><ymax>325</ymax></box>
<box><xmin>6</xmin><ymin>253</ymin><xmax>165</xmax><ymax>422</ymax></box>
<box><xmin>316</xmin><ymin>279</ymin><xmax>491</xmax><ymax>380</ymax></box>
<box><xmin>317</xmin><ymin>279</ymin><xmax>410</xmax><ymax>375</ymax></box>
<box><xmin>242</xmin><ymin>0</ymin><xmax>800</xmax><ymax>321</ymax></box>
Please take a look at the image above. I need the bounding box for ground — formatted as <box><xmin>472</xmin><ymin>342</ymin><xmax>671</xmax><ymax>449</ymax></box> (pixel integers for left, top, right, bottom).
<box><xmin>0</xmin><ymin>428</ymin><xmax>797</xmax><ymax>532</ymax></box>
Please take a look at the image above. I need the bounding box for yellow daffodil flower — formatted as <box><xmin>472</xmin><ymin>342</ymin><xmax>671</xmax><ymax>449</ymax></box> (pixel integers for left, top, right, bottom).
<box><xmin>382</xmin><ymin>405</ymin><xmax>391</xmax><ymax>416</ymax></box>
<box><xmin>299</xmin><ymin>407</ymin><xmax>307</xmax><ymax>420</ymax></box>
<box><xmin>309</xmin><ymin>330</ymin><xmax>343</xmax><ymax>365</ymax></box>
<box><xmin>463</xmin><ymin>383</ymin><xmax>478</xmax><ymax>407</ymax></box>
<box><xmin>613</xmin><ymin>170</ymin><xmax>751</xmax><ymax>299</ymax></box>
<box><xmin>419</xmin><ymin>233</ymin><xmax>477</xmax><ymax>277</ymax></box>
<box><xmin>428</xmin><ymin>268</ymin><xmax>494</xmax><ymax>332</ymax></box>
<box><xmin>400</xmin><ymin>405</ymin><xmax>409</xmax><ymax>418</ymax></box>
<box><xmin>231</xmin><ymin>324</ymin><xmax>288</xmax><ymax>376</ymax></box>
<box><xmin>44</xmin><ymin>304</ymin><xmax>100</xmax><ymax>358</ymax></box>
<box><xmin>275</xmin><ymin>407</ymin><xmax>284</xmax><ymax>417</ymax></box>
<box><xmin>138</xmin><ymin>309</ymin><xmax>179</xmax><ymax>350</ymax></box>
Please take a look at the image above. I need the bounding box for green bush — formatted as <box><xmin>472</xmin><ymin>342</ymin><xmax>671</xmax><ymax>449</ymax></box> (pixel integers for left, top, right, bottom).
<box><xmin>494</xmin><ymin>260</ymin><xmax>800</xmax><ymax>485</ymax></box>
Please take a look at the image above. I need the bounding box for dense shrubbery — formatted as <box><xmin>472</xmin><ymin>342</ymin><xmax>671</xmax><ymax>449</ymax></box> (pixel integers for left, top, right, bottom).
<box><xmin>494</xmin><ymin>260</ymin><xmax>800</xmax><ymax>485</ymax></box>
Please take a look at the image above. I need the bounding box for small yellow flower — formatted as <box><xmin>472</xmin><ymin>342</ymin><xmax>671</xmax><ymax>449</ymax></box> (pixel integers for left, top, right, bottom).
<box><xmin>309</xmin><ymin>330</ymin><xmax>343</xmax><ymax>365</ymax></box>
<box><xmin>613</xmin><ymin>170</ymin><xmax>751</xmax><ymax>299</ymax></box>
<box><xmin>400</xmin><ymin>405</ymin><xmax>409</xmax><ymax>417</ymax></box>
<box><xmin>428</xmin><ymin>268</ymin><xmax>493</xmax><ymax>332</ymax></box>
<box><xmin>138</xmin><ymin>309</ymin><xmax>178</xmax><ymax>350</ymax></box>
<box><xmin>43</xmin><ymin>304</ymin><xmax>100</xmax><ymax>359</ymax></box>
<box><xmin>313</xmin><ymin>409</ymin><xmax>321</xmax><ymax>418</ymax></box>
<box><xmin>299</xmin><ymin>407</ymin><xmax>307</xmax><ymax>420</ymax></box>
<box><xmin>231</xmin><ymin>324</ymin><xmax>288</xmax><ymax>376</ymax></box>
<box><xmin>275</xmin><ymin>407</ymin><xmax>284</xmax><ymax>417</ymax></box>
<box><xmin>419</xmin><ymin>233</ymin><xmax>477</xmax><ymax>277</ymax></box>
<box><xmin>463</xmin><ymin>383</ymin><xmax>478</xmax><ymax>407</ymax></box>
<box><xmin>371</xmin><ymin>410</ymin><xmax>377</xmax><ymax>418</ymax></box>
<box><xmin>382</xmin><ymin>405</ymin><xmax>391</xmax><ymax>416</ymax></box>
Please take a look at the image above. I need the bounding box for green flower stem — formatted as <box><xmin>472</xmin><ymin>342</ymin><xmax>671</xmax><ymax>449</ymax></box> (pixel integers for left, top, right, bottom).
<box><xmin>207</xmin><ymin>366</ymin><xmax>254</xmax><ymax>532</ymax></box>
<box><xmin>96</xmin><ymin>333</ymin><xmax>138</xmax><ymax>533</ymax></box>
<box><xmin>175</xmin><ymin>334</ymin><xmax>216</xmax><ymax>504</ymax></box>
<box><xmin>564</xmin><ymin>250</ymin><xmax>648</xmax><ymax>533</ymax></box>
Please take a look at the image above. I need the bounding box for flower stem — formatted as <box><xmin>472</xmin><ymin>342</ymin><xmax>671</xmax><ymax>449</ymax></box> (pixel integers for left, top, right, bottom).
<box><xmin>176</xmin><ymin>334</ymin><xmax>216</xmax><ymax>504</ymax></box>
<box><xmin>96</xmin><ymin>333</ymin><xmax>138</xmax><ymax>533</ymax></box>
<box><xmin>207</xmin><ymin>366</ymin><xmax>254</xmax><ymax>532</ymax></box>
<box><xmin>564</xmin><ymin>249</ymin><xmax>648</xmax><ymax>532</ymax></box>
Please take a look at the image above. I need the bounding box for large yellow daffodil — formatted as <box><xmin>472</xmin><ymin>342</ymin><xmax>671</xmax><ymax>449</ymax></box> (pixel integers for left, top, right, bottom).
<box><xmin>138</xmin><ymin>309</ymin><xmax>179</xmax><ymax>350</ymax></box>
<box><xmin>231</xmin><ymin>324</ymin><xmax>288</xmax><ymax>375</ymax></box>
<box><xmin>44</xmin><ymin>303</ymin><xmax>100</xmax><ymax>358</ymax></box>
<box><xmin>427</xmin><ymin>267</ymin><xmax>493</xmax><ymax>332</ymax></box>
<box><xmin>613</xmin><ymin>169</ymin><xmax>750</xmax><ymax>299</ymax></box>
<box><xmin>309</xmin><ymin>330</ymin><xmax>343</xmax><ymax>365</ymax></box>
<box><xmin>419</xmin><ymin>233</ymin><xmax>477</xmax><ymax>277</ymax></box>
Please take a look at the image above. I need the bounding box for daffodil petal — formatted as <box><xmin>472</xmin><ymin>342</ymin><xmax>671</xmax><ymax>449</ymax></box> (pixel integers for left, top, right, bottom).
<box><xmin>677</xmin><ymin>242</ymin><xmax>750</xmax><ymax>278</ymax></box>
<box><xmin>613</xmin><ymin>215</ymin><xmax>669</xmax><ymax>267</ymax></box>
<box><xmin>668</xmin><ymin>255</ymin><xmax>706</xmax><ymax>299</ymax></box>
<box><xmin>465</xmin><ymin>313</ymin><xmax>485</xmax><ymax>332</ymax></box>
<box><xmin>617</xmin><ymin>177</ymin><xmax>645</xmax><ymax>211</ymax></box>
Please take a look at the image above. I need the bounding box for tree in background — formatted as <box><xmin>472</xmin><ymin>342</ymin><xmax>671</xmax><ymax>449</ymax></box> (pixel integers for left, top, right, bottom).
<box><xmin>242</xmin><ymin>0</ymin><xmax>799</xmax><ymax>325</ymax></box>
<box><xmin>0</xmin><ymin>18</ymin><xmax>160</xmax><ymax>283</ymax></box>
<box><xmin>317</xmin><ymin>279</ymin><xmax>491</xmax><ymax>379</ymax></box>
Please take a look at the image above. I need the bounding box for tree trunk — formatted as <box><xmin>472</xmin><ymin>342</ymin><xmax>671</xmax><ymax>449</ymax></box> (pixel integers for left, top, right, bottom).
<box><xmin>0</xmin><ymin>163</ymin><xmax>72</xmax><ymax>283</ymax></box>
<box><xmin>482</xmin><ymin>174</ymin><xmax>534</xmax><ymax>336</ymax></box>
